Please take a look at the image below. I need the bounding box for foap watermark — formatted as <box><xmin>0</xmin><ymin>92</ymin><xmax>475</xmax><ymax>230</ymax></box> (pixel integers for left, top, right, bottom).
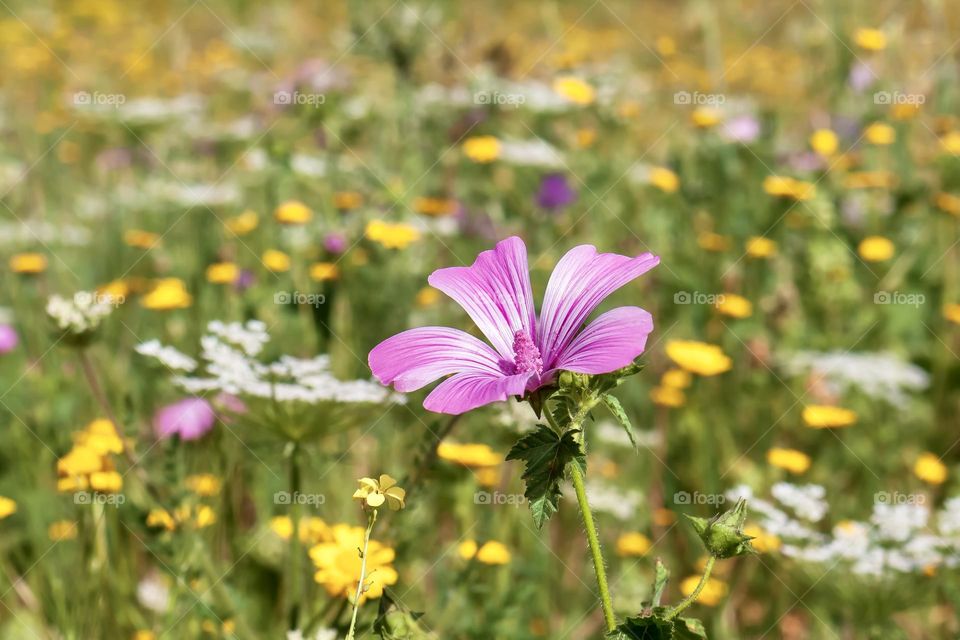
<box><xmin>274</xmin><ymin>291</ymin><xmax>326</xmax><ymax>307</ymax></box>
<box><xmin>74</xmin><ymin>492</ymin><xmax>125</xmax><ymax>506</ymax></box>
<box><xmin>274</xmin><ymin>491</ymin><xmax>326</xmax><ymax>506</ymax></box>
<box><xmin>73</xmin><ymin>91</ymin><xmax>126</xmax><ymax>108</ymax></box>
<box><xmin>74</xmin><ymin>291</ymin><xmax>125</xmax><ymax>307</ymax></box>
<box><xmin>474</xmin><ymin>91</ymin><xmax>525</xmax><ymax>108</ymax></box>
<box><xmin>273</xmin><ymin>90</ymin><xmax>326</xmax><ymax>107</ymax></box>
<box><xmin>474</xmin><ymin>491</ymin><xmax>526</xmax><ymax>507</ymax></box>
<box><xmin>674</xmin><ymin>291</ymin><xmax>726</xmax><ymax>306</ymax></box>
<box><xmin>873</xmin><ymin>291</ymin><xmax>924</xmax><ymax>308</ymax></box>
<box><xmin>875</xmin><ymin>491</ymin><xmax>925</xmax><ymax>506</ymax></box>
<box><xmin>673</xmin><ymin>491</ymin><xmax>726</xmax><ymax>506</ymax></box>
<box><xmin>873</xmin><ymin>91</ymin><xmax>925</xmax><ymax>106</ymax></box>
<box><xmin>674</xmin><ymin>91</ymin><xmax>725</xmax><ymax>106</ymax></box>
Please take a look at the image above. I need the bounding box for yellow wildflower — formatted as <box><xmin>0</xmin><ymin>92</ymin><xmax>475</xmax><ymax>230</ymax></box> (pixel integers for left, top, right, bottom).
<box><xmin>353</xmin><ymin>474</ymin><xmax>406</xmax><ymax>510</ymax></box>
<box><xmin>186</xmin><ymin>474</ymin><xmax>222</xmax><ymax>497</ymax></box>
<box><xmin>665</xmin><ymin>340</ymin><xmax>732</xmax><ymax>376</ymax></box>
<box><xmin>412</xmin><ymin>196</ymin><xmax>457</xmax><ymax>217</ymax></box>
<box><xmin>744</xmin><ymin>525</ymin><xmax>780</xmax><ymax>553</ymax></box>
<box><xmin>89</xmin><ymin>471</ymin><xmax>123</xmax><ymax>493</ymax></box>
<box><xmin>944</xmin><ymin>304</ymin><xmax>960</xmax><ymax>325</ymax></box>
<box><xmin>935</xmin><ymin>193</ymin><xmax>960</xmax><ymax>217</ymax></box>
<box><xmin>462</xmin><ymin>136</ymin><xmax>501</xmax><ymax>163</ymax></box>
<box><xmin>691</xmin><ymin>107</ymin><xmax>722</xmax><ymax>128</ymax></box>
<box><xmin>194</xmin><ymin>505</ymin><xmax>216</xmax><ymax>528</ymax></box>
<box><xmin>147</xmin><ymin>509</ymin><xmax>176</xmax><ymax>531</ymax></box>
<box><xmin>206</xmin><ymin>262</ymin><xmax>239</xmax><ymax>284</ymax></box>
<box><xmin>0</xmin><ymin>496</ymin><xmax>16</xmax><ymax>519</ymax></box>
<box><xmin>309</xmin><ymin>262</ymin><xmax>339</xmax><ymax>282</ymax></box>
<box><xmin>9</xmin><ymin>252</ymin><xmax>47</xmax><ymax>274</ymax></box>
<box><xmin>459</xmin><ymin>539</ymin><xmax>511</xmax><ymax>565</ymax></box>
<box><xmin>716</xmin><ymin>294</ymin><xmax>752</xmax><ymax>319</ymax></box>
<box><xmin>809</xmin><ymin>129</ymin><xmax>838</xmax><ymax>156</ymax></box>
<box><xmin>864</xmin><ymin>122</ymin><xmax>895</xmax><ymax>145</ymax></box>
<box><xmin>763</xmin><ymin>176</ymin><xmax>815</xmax><ymax>201</ymax></box>
<box><xmin>802</xmin><ymin>405</ymin><xmax>858</xmax><ymax>428</ymax></box>
<box><xmin>650</xmin><ymin>386</ymin><xmax>685</xmax><ymax>408</ymax></box>
<box><xmin>616</xmin><ymin>532</ymin><xmax>651</xmax><ymax>557</ymax></box>
<box><xmin>141</xmin><ymin>278</ymin><xmax>192</xmax><ymax>310</ymax></box>
<box><xmin>48</xmin><ymin>520</ymin><xmax>78</xmax><ymax>541</ymax></box>
<box><xmin>648</xmin><ymin>167</ymin><xmax>679</xmax><ymax>193</ymax></box>
<box><xmin>679</xmin><ymin>576</ymin><xmax>728</xmax><ymax>606</ymax></box>
<box><xmin>415</xmin><ymin>286</ymin><xmax>440</xmax><ymax>307</ymax></box>
<box><xmin>552</xmin><ymin>76</ymin><xmax>595</xmax><ymax>105</ymax></box>
<box><xmin>940</xmin><ymin>131</ymin><xmax>960</xmax><ymax>155</ymax></box>
<box><xmin>697</xmin><ymin>232</ymin><xmax>731</xmax><ymax>252</ymax></box>
<box><xmin>365</xmin><ymin>220</ymin><xmax>420</xmax><ymax>249</ymax></box>
<box><xmin>262</xmin><ymin>249</ymin><xmax>291</xmax><ymax>272</ymax></box>
<box><xmin>310</xmin><ymin>524</ymin><xmax>398</xmax><ymax>602</ymax></box>
<box><xmin>274</xmin><ymin>200</ymin><xmax>312</xmax><ymax>225</ymax></box>
<box><xmin>766</xmin><ymin>448</ymin><xmax>811</xmax><ymax>474</ymax></box>
<box><xmin>914</xmin><ymin>453</ymin><xmax>947</xmax><ymax>485</ymax></box>
<box><xmin>745</xmin><ymin>236</ymin><xmax>777</xmax><ymax>258</ymax></box>
<box><xmin>858</xmin><ymin>236</ymin><xmax>894</xmax><ymax>262</ymax></box>
<box><xmin>124</xmin><ymin>229</ymin><xmax>160</xmax><ymax>249</ymax></box>
<box><xmin>661</xmin><ymin>369</ymin><xmax>692</xmax><ymax>389</ymax></box>
<box><xmin>225</xmin><ymin>210</ymin><xmax>259</xmax><ymax>235</ymax></box>
<box><xmin>333</xmin><ymin>191</ymin><xmax>364</xmax><ymax>210</ymax></box>
<box><xmin>437</xmin><ymin>442</ymin><xmax>502</xmax><ymax>468</ymax></box>
<box><xmin>854</xmin><ymin>28</ymin><xmax>886</xmax><ymax>51</ymax></box>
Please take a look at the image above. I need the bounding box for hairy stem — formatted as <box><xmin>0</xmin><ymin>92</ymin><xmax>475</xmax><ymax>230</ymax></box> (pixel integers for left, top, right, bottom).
<box><xmin>569</xmin><ymin>462</ymin><xmax>617</xmax><ymax>632</ymax></box>
<box><xmin>287</xmin><ymin>442</ymin><xmax>302</xmax><ymax>630</ymax></box>
<box><xmin>666</xmin><ymin>555</ymin><xmax>715</xmax><ymax>620</ymax></box>
<box><xmin>346</xmin><ymin>508</ymin><xmax>377</xmax><ymax>640</ymax></box>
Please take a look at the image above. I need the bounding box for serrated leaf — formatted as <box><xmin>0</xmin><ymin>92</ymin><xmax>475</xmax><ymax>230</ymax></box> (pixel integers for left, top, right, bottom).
<box><xmin>603</xmin><ymin>393</ymin><xmax>637</xmax><ymax>450</ymax></box>
<box><xmin>505</xmin><ymin>424</ymin><xmax>586</xmax><ymax>528</ymax></box>
<box><xmin>651</xmin><ymin>558</ymin><xmax>669</xmax><ymax>607</ymax></box>
<box><xmin>674</xmin><ymin>617</ymin><xmax>707</xmax><ymax>639</ymax></box>
<box><xmin>608</xmin><ymin>614</ymin><xmax>675</xmax><ymax>640</ymax></box>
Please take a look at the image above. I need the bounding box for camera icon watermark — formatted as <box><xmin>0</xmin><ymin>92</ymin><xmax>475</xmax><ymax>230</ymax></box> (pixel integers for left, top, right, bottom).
<box><xmin>673</xmin><ymin>491</ymin><xmax>726</xmax><ymax>506</ymax></box>
<box><xmin>274</xmin><ymin>491</ymin><xmax>326</xmax><ymax>506</ymax></box>
<box><xmin>873</xmin><ymin>291</ymin><xmax>924</xmax><ymax>308</ymax></box>
<box><xmin>73</xmin><ymin>91</ymin><xmax>126</xmax><ymax>108</ymax></box>
<box><xmin>874</xmin><ymin>491</ymin><xmax>925</xmax><ymax>506</ymax></box>
<box><xmin>873</xmin><ymin>91</ymin><xmax>925</xmax><ymax>106</ymax></box>
<box><xmin>273</xmin><ymin>91</ymin><xmax>326</xmax><ymax>107</ymax></box>
<box><xmin>473</xmin><ymin>491</ymin><xmax>526</xmax><ymax>507</ymax></box>
<box><xmin>673</xmin><ymin>291</ymin><xmax>726</xmax><ymax>306</ymax></box>
<box><xmin>674</xmin><ymin>91</ymin><xmax>725</xmax><ymax>106</ymax></box>
<box><xmin>474</xmin><ymin>91</ymin><xmax>525</xmax><ymax>108</ymax></box>
<box><xmin>74</xmin><ymin>492</ymin><xmax>126</xmax><ymax>506</ymax></box>
<box><xmin>274</xmin><ymin>291</ymin><xmax>326</xmax><ymax>307</ymax></box>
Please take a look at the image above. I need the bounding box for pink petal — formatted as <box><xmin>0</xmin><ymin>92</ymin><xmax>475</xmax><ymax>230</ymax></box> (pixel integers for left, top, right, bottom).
<box><xmin>552</xmin><ymin>307</ymin><xmax>654</xmax><ymax>374</ymax></box>
<box><xmin>428</xmin><ymin>237</ymin><xmax>536</xmax><ymax>359</ymax></box>
<box><xmin>423</xmin><ymin>370</ymin><xmax>534</xmax><ymax>415</ymax></box>
<box><xmin>537</xmin><ymin>245</ymin><xmax>659</xmax><ymax>367</ymax></box>
<box><xmin>369</xmin><ymin>327</ymin><xmax>504</xmax><ymax>392</ymax></box>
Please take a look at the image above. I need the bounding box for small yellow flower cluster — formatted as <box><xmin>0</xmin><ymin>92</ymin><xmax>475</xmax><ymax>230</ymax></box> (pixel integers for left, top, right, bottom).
<box><xmin>146</xmin><ymin>504</ymin><xmax>217</xmax><ymax>532</ymax></box>
<box><xmin>57</xmin><ymin>419</ymin><xmax>124</xmax><ymax>494</ymax></box>
<box><xmin>365</xmin><ymin>220</ymin><xmax>420</xmax><ymax>249</ymax></box>
<box><xmin>858</xmin><ymin>236</ymin><xmax>895</xmax><ymax>262</ymax></box>
<box><xmin>458</xmin><ymin>539</ymin><xmax>511</xmax><ymax>565</ymax></box>
<box><xmin>270</xmin><ymin>515</ymin><xmax>332</xmax><ymax>544</ymax></box>
<box><xmin>914</xmin><ymin>453</ymin><xmax>947</xmax><ymax>485</ymax></box>
<box><xmin>274</xmin><ymin>200</ymin><xmax>312</xmax><ymax>224</ymax></box>
<box><xmin>679</xmin><ymin>574</ymin><xmax>728</xmax><ymax>606</ymax></box>
<box><xmin>802</xmin><ymin>405</ymin><xmax>857</xmax><ymax>428</ymax></box>
<box><xmin>206</xmin><ymin>262</ymin><xmax>239</xmax><ymax>284</ymax></box>
<box><xmin>553</xmin><ymin>76</ymin><xmax>596</xmax><ymax>105</ymax></box>
<box><xmin>766</xmin><ymin>447</ymin><xmax>811</xmax><ymax>474</ymax></box>
<box><xmin>124</xmin><ymin>229</ymin><xmax>161</xmax><ymax>249</ymax></box>
<box><xmin>462</xmin><ymin>136</ymin><xmax>501</xmax><ymax>163</ymax></box>
<box><xmin>413</xmin><ymin>196</ymin><xmax>458</xmax><ymax>217</ymax></box>
<box><xmin>650</xmin><ymin>367</ymin><xmax>691</xmax><ymax>408</ymax></box>
<box><xmin>745</xmin><ymin>236</ymin><xmax>777</xmax><ymax>258</ymax></box>
<box><xmin>9</xmin><ymin>252</ymin><xmax>48</xmax><ymax>274</ymax></box>
<box><xmin>0</xmin><ymin>496</ymin><xmax>16</xmax><ymax>519</ymax></box>
<box><xmin>225</xmin><ymin>210</ymin><xmax>259</xmax><ymax>235</ymax></box>
<box><xmin>141</xmin><ymin>278</ymin><xmax>192</xmax><ymax>310</ymax></box>
<box><xmin>763</xmin><ymin>175</ymin><xmax>816</xmax><ymax>201</ymax></box>
<box><xmin>715</xmin><ymin>294</ymin><xmax>752</xmax><ymax>319</ymax></box>
<box><xmin>309</xmin><ymin>523</ymin><xmax>399</xmax><ymax>603</ymax></box>
<box><xmin>648</xmin><ymin>167</ymin><xmax>680</xmax><ymax>193</ymax></box>
<box><xmin>615</xmin><ymin>532</ymin><xmax>651</xmax><ymax>557</ymax></box>
<box><xmin>437</xmin><ymin>442</ymin><xmax>502</xmax><ymax>486</ymax></box>
<box><xmin>665</xmin><ymin>340</ymin><xmax>733</xmax><ymax>376</ymax></box>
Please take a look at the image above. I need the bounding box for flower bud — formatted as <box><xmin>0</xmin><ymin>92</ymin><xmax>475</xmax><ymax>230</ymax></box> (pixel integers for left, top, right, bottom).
<box><xmin>685</xmin><ymin>498</ymin><xmax>754</xmax><ymax>559</ymax></box>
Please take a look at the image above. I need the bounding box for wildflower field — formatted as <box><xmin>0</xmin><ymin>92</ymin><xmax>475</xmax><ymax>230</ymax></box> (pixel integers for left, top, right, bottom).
<box><xmin>3</xmin><ymin>1</ymin><xmax>960</xmax><ymax>638</ymax></box>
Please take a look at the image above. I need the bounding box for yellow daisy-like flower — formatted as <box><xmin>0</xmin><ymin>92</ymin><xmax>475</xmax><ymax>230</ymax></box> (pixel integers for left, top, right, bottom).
<box><xmin>743</xmin><ymin>524</ymin><xmax>780</xmax><ymax>553</ymax></box>
<box><xmin>944</xmin><ymin>304</ymin><xmax>960</xmax><ymax>325</ymax></box>
<box><xmin>206</xmin><ymin>262</ymin><xmax>239</xmax><ymax>284</ymax></box>
<box><xmin>864</xmin><ymin>122</ymin><xmax>895</xmax><ymax>145</ymax></box>
<box><xmin>57</xmin><ymin>445</ymin><xmax>103</xmax><ymax>477</ymax></box>
<box><xmin>225</xmin><ymin>210</ymin><xmax>259</xmax><ymax>236</ymax></box>
<box><xmin>648</xmin><ymin>167</ymin><xmax>679</xmax><ymax>193</ymax></box>
<box><xmin>766</xmin><ymin>447</ymin><xmax>811</xmax><ymax>474</ymax></box>
<box><xmin>274</xmin><ymin>200</ymin><xmax>312</xmax><ymax>225</ymax></box>
<box><xmin>459</xmin><ymin>539</ymin><xmax>511</xmax><ymax>565</ymax></box>
<box><xmin>89</xmin><ymin>470</ymin><xmax>123</xmax><ymax>493</ymax></box>
<box><xmin>697</xmin><ymin>232</ymin><xmax>731</xmax><ymax>252</ymax></box>
<box><xmin>309</xmin><ymin>262</ymin><xmax>340</xmax><ymax>282</ymax></box>
<box><xmin>552</xmin><ymin>76</ymin><xmax>595</xmax><ymax>105</ymax></box>
<box><xmin>763</xmin><ymin>176</ymin><xmax>815</xmax><ymax>201</ymax></box>
<box><xmin>914</xmin><ymin>453</ymin><xmax>947</xmax><ymax>485</ymax></box>
<box><xmin>940</xmin><ymin>131</ymin><xmax>960</xmax><ymax>155</ymax></box>
<box><xmin>935</xmin><ymin>193</ymin><xmax>960</xmax><ymax>217</ymax></box>
<box><xmin>802</xmin><ymin>405</ymin><xmax>857</xmax><ymax>428</ymax></box>
<box><xmin>333</xmin><ymin>191</ymin><xmax>364</xmax><ymax>210</ymax></box>
<box><xmin>262</xmin><ymin>249</ymin><xmax>291</xmax><ymax>272</ymax></box>
<box><xmin>97</xmin><ymin>279</ymin><xmax>130</xmax><ymax>304</ymax></box>
<box><xmin>194</xmin><ymin>505</ymin><xmax>217</xmax><ymax>528</ymax></box>
<box><xmin>858</xmin><ymin>236</ymin><xmax>895</xmax><ymax>262</ymax></box>
<box><xmin>809</xmin><ymin>129</ymin><xmax>838</xmax><ymax>156</ymax></box>
<box><xmin>616</xmin><ymin>532</ymin><xmax>651</xmax><ymax>557</ymax></box>
<box><xmin>141</xmin><ymin>278</ymin><xmax>192</xmax><ymax>310</ymax></box>
<box><xmin>9</xmin><ymin>252</ymin><xmax>47</xmax><ymax>274</ymax></box>
<box><xmin>661</xmin><ymin>368</ymin><xmax>692</xmax><ymax>389</ymax></box>
<box><xmin>716</xmin><ymin>294</ymin><xmax>752</xmax><ymax>319</ymax></box>
<box><xmin>665</xmin><ymin>340</ymin><xmax>732</xmax><ymax>376</ymax></box>
<box><xmin>186</xmin><ymin>473</ymin><xmax>222</xmax><ymax>497</ymax></box>
<box><xmin>269</xmin><ymin>516</ymin><xmax>332</xmax><ymax>544</ymax></box>
<box><xmin>352</xmin><ymin>474</ymin><xmax>406</xmax><ymax>511</ymax></box>
<box><xmin>124</xmin><ymin>229</ymin><xmax>161</xmax><ymax>249</ymax></box>
<box><xmin>691</xmin><ymin>107</ymin><xmax>722</xmax><ymax>128</ymax></box>
<box><xmin>745</xmin><ymin>236</ymin><xmax>777</xmax><ymax>258</ymax></box>
<box><xmin>365</xmin><ymin>220</ymin><xmax>420</xmax><ymax>249</ymax></box>
<box><xmin>854</xmin><ymin>27</ymin><xmax>886</xmax><ymax>51</ymax></box>
<box><xmin>48</xmin><ymin>520</ymin><xmax>78</xmax><ymax>541</ymax></box>
<box><xmin>415</xmin><ymin>286</ymin><xmax>440</xmax><ymax>307</ymax></box>
<box><xmin>436</xmin><ymin>442</ymin><xmax>502</xmax><ymax>468</ymax></box>
<box><xmin>147</xmin><ymin>508</ymin><xmax>176</xmax><ymax>531</ymax></box>
<box><xmin>462</xmin><ymin>136</ymin><xmax>501</xmax><ymax>163</ymax></box>
<box><xmin>650</xmin><ymin>386</ymin><xmax>685</xmax><ymax>408</ymax></box>
<box><xmin>310</xmin><ymin>524</ymin><xmax>398</xmax><ymax>602</ymax></box>
<box><xmin>0</xmin><ymin>496</ymin><xmax>16</xmax><ymax>519</ymax></box>
<box><xmin>679</xmin><ymin>576</ymin><xmax>728</xmax><ymax>606</ymax></box>
<box><xmin>79</xmin><ymin>418</ymin><xmax>124</xmax><ymax>456</ymax></box>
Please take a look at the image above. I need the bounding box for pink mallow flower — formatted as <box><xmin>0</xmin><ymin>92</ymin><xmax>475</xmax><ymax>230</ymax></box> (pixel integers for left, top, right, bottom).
<box><xmin>0</xmin><ymin>325</ymin><xmax>18</xmax><ymax>354</ymax></box>
<box><xmin>369</xmin><ymin>236</ymin><xmax>659</xmax><ymax>414</ymax></box>
<box><xmin>153</xmin><ymin>398</ymin><xmax>216</xmax><ymax>441</ymax></box>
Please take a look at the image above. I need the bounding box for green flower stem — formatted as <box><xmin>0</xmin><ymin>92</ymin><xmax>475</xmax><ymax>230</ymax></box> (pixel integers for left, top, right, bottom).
<box><xmin>346</xmin><ymin>508</ymin><xmax>378</xmax><ymax>640</ymax></box>
<box><xmin>546</xmin><ymin>397</ymin><xmax>616</xmax><ymax>632</ymax></box>
<box><xmin>287</xmin><ymin>442</ymin><xmax>303</xmax><ymax>630</ymax></box>
<box><xmin>569</xmin><ymin>462</ymin><xmax>617</xmax><ymax>632</ymax></box>
<box><xmin>666</xmin><ymin>555</ymin><xmax>715</xmax><ymax>620</ymax></box>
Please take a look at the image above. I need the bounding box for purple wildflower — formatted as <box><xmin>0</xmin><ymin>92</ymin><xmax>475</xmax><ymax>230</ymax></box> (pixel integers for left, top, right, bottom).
<box><xmin>323</xmin><ymin>232</ymin><xmax>348</xmax><ymax>255</ymax></box>
<box><xmin>0</xmin><ymin>325</ymin><xmax>18</xmax><ymax>354</ymax></box>
<box><xmin>369</xmin><ymin>236</ymin><xmax>659</xmax><ymax>414</ymax></box>
<box><xmin>536</xmin><ymin>174</ymin><xmax>577</xmax><ymax>210</ymax></box>
<box><xmin>721</xmin><ymin>115</ymin><xmax>761</xmax><ymax>144</ymax></box>
<box><xmin>153</xmin><ymin>398</ymin><xmax>216</xmax><ymax>441</ymax></box>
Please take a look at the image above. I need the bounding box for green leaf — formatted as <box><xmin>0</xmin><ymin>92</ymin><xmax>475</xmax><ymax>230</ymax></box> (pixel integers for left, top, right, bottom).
<box><xmin>375</xmin><ymin>593</ymin><xmax>434</xmax><ymax>639</ymax></box>
<box><xmin>674</xmin><ymin>617</ymin><xmax>707</xmax><ymax>639</ymax></box>
<box><xmin>603</xmin><ymin>393</ymin><xmax>637</xmax><ymax>450</ymax></box>
<box><xmin>651</xmin><ymin>558</ymin><xmax>670</xmax><ymax>607</ymax></box>
<box><xmin>505</xmin><ymin>424</ymin><xmax>586</xmax><ymax>528</ymax></box>
<box><xmin>608</xmin><ymin>614</ymin><xmax>675</xmax><ymax>639</ymax></box>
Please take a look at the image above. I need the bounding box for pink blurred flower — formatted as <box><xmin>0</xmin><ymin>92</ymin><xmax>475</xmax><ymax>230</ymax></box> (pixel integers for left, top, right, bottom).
<box><xmin>153</xmin><ymin>398</ymin><xmax>216</xmax><ymax>441</ymax></box>
<box><xmin>0</xmin><ymin>325</ymin><xmax>18</xmax><ymax>354</ymax></box>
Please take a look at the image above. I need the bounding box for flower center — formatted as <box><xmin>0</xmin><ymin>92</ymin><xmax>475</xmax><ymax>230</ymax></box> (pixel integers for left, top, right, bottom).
<box><xmin>510</xmin><ymin>330</ymin><xmax>543</xmax><ymax>375</ymax></box>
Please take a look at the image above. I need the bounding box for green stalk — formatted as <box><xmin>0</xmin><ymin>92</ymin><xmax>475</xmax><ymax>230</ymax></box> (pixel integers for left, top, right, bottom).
<box><xmin>287</xmin><ymin>442</ymin><xmax>303</xmax><ymax>631</ymax></box>
<box><xmin>346</xmin><ymin>508</ymin><xmax>378</xmax><ymax>640</ymax></box>
<box><xmin>569</xmin><ymin>462</ymin><xmax>617</xmax><ymax>632</ymax></box>
<box><xmin>666</xmin><ymin>555</ymin><xmax>715</xmax><ymax>620</ymax></box>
